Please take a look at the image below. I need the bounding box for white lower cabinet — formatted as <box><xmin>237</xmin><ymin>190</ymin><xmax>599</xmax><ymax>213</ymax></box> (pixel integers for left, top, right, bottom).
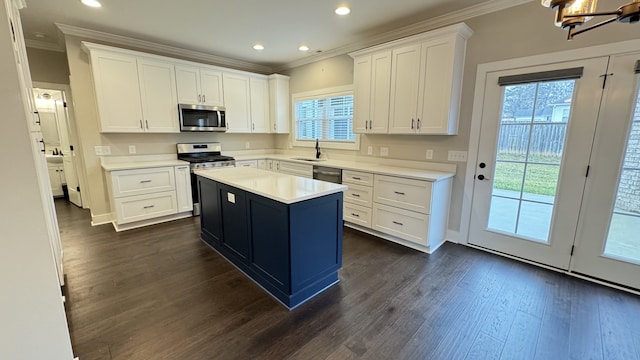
<box><xmin>114</xmin><ymin>191</ymin><xmax>178</xmax><ymax>224</ymax></box>
<box><xmin>47</xmin><ymin>163</ymin><xmax>66</xmax><ymax>197</ymax></box>
<box><xmin>372</xmin><ymin>203</ymin><xmax>430</xmax><ymax>246</ymax></box>
<box><xmin>277</xmin><ymin>160</ymin><xmax>312</xmax><ymax>178</ymax></box>
<box><xmin>106</xmin><ymin>164</ymin><xmax>192</xmax><ymax>231</ymax></box>
<box><xmin>343</xmin><ymin>171</ymin><xmax>451</xmax><ymax>253</ymax></box>
<box><xmin>236</xmin><ymin>160</ymin><xmax>258</xmax><ymax>168</ymax></box>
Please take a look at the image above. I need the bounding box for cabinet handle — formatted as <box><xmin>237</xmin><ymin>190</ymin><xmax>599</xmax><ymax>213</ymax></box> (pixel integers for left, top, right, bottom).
<box><xmin>394</xmin><ymin>191</ymin><xmax>405</xmax><ymax>195</ymax></box>
<box><xmin>145</xmin><ymin>120</ymin><xmax>149</xmax><ymax>129</ymax></box>
<box><xmin>392</xmin><ymin>221</ymin><xmax>404</xmax><ymax>226</ymax></box>
<box><xmin>39</xmin><ymin>139</ymin><xmax>45</xmax><ymax>153</ymax></box>
<box><xmin>34</xmin><ymin>111</ymin><xmax>41</xmax><ymax>125</ymax></box>
<box><xmin>143</xmin><ymin>205</ymin><xmax>155</xmax><ymax>209</ymax></box>
<box><xmin>351</xmin><ymin>193</ymin><xmax>361</xmax><ymax>197</ymax></box>
<box><xmin>140</xmin><ymin>180</ymin><xmax>152</xmax><ymax>183</ymax></box>
<box><xmin>198</xmin><ymin>94</ymin><xmax>202</xmax><ymax>103</ymax></box>
<box><xmin>202</xmin><ymin>94</ymin><xmax>206</xmax><ymax>102</ymax></box>
<box><xmin>411</xmin><ymin>118</ymin><xmax>415</xmax><ymax>129</ymax></box>
<box><xmin>352</xmin><ymin>177</ymin><xmax>361</xmax><ymax>180</ymax></box>
<box><xmin>351</xmin><ymin>213</ymin><xmax>360</xmax><ymax>217</ymax></box>
<box><xmin>273</xmin><ymin>124</ymin><xmax>276</xmax><ymax>131</ymax></box>
<box><xmin>140</xmin><ymin>120</ymin><xmax>143</xmax><ymax>129</ymax></box>
<box><xmin>417</xmin><ymin>118</ymin><xmax>421</xmax><ymax>130</ymax></box>
<box><xmin>252</xmin><ymin>123</ymin><xmax>255</xmax><ymax>131</ymax></box>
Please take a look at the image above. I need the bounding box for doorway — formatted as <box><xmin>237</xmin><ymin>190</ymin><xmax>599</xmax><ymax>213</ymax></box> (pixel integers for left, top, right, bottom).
<box><xmin>468</xmin><ymin>49</ymin><xmax>640</xmax><ymax>290</ymax></box>
<box><xmin>33</xmin><ymin>85</ymin><xmax>83</xmax><ymax>208</ymax></box>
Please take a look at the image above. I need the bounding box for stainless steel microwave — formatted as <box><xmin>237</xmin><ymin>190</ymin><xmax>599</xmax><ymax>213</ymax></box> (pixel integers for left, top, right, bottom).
<box><xmin>178</xmin><ymin>104</ymin><xmax>226</xmax><ymax>132</ymax></box>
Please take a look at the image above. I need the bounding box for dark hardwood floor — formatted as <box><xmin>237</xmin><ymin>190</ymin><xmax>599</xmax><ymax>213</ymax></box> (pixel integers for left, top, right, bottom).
<box><xmin>54</xmin><ymin>199</ymin><xmax>640</xmax><ymax>360</ymax></box>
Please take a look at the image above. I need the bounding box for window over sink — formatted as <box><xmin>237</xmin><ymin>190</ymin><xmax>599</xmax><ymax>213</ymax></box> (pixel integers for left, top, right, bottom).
<box><xmin>292</xmin><ymin>85</ymin><xmax>359</xmax><ymax>150</ymax></box>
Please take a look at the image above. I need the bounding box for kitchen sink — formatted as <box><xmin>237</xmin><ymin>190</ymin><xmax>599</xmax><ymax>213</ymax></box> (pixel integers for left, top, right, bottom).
<box><xmin>290</xmin><ymin>157</ymin><xmax>326</xmax><ymax>162</ymax></box>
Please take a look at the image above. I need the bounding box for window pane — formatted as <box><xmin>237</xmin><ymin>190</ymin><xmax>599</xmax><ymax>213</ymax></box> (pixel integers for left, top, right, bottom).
<box><xmin>294</xmin><ymin>94</ymin><xmax>354</xmax><ymax>142</ymax></box>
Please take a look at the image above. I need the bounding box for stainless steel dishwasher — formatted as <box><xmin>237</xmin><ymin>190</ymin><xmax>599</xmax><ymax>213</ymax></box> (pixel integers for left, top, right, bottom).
<box><xmin>312</xmin><ymin>165</ymin><xmax>342</xmax><ymax>184</ymax></box>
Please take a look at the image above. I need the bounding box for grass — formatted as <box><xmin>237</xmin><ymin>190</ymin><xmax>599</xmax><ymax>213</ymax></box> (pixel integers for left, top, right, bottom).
<box><xmin>493</xmin><ymin>153</ymin><xmax>561</xmax><ymax>196</ymax></box>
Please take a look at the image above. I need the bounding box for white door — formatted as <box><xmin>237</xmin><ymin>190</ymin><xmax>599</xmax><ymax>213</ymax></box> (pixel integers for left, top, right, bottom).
<box><xmin>54</xmin><ymin>97</ymin><xmax>82</xmax><ymax>207</ymax></box>
<box><xmin>469</xmin><ymin>57</ymin><xmax>609</xmax><ymax>269</ymax></box>
<box><xmin>572</xmin><ymin>52</ymin><xmax>640</xmax><ymax>289</ymax></box>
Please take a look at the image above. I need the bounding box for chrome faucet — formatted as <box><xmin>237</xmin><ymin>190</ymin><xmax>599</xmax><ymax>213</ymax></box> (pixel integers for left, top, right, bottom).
<box><xmin>315</xmin><ymin>139</ymin><xmax>321</xmax><ymax>159</ymax></box>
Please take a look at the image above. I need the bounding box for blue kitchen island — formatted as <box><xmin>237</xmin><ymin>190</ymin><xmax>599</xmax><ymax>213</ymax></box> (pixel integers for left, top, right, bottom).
<box><xmin>196</xmin><ymin>167</ymin><xmax>347</xmax><ymax>310</ymax></box>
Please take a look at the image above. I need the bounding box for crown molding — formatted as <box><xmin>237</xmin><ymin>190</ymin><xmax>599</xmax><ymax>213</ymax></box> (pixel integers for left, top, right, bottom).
<box><xmin>25</xmin><ymin>39</ymin><xmax>66</xmax><ymax>53</ymax></box>
<box><xmin>275</xmin><ymin>0</ymin><xmax>533</xmax><ymax>72</ymax></box>
<box><xmin>55</xmin><ymin>23</ymin><xmax>273</xmax><ymax>74</ymax></box>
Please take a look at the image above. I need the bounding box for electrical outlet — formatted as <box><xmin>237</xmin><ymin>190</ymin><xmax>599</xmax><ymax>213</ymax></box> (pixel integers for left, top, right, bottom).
<box><xmin>129</xmin><ymin>145</ymin><xmax>136</xmax><ymax>154</ymax></box>
<box><xmin>94</xmin><ymin>145</ymin><xmax>111</xmax><ymax>156</ymax></box>
<box><xmin>448</xmin><ymin>150</ymin><xmax>468</xmax><ymax>162</ymax></box>
<box><xmin>245</xmin><ymin>141</ymin><xmax>250</xmax><ymax>149</ymax></box>
<box><xmin>367</xmin><ymin>146</ymin><xmax>373</xmax><ymax>155</ymax></box>
<box><xmin>426</xmin><ymin>149</ymin><xmax>433</xmax><ymax>160</ymax></box>
<box><xmin>380</xmin><ymin>147</ymin><xmax>389</xmax><ymax>157</ymax></box>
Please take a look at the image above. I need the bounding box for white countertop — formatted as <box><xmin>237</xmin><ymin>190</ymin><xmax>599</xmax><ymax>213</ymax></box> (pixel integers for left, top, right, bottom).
<box><xmin>196</xmin><ymin>167</ymin><xmax>348</xmax><ymax>204</ymax></box>
<box><xmin>233</xmin><ymin>154</ymin><xmax>455</xmax><ymax>182</ymax></box>
<box><xmin>102</xmin><ymin>159</ymin><xmax>189</xmax><ymax>171</ymax></box>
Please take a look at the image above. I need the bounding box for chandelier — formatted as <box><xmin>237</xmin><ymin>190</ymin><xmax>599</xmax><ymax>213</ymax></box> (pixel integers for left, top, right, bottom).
<box><xmin>542</xmin><ymin>0</ymin><xmax>640</xmax><ymax>40</ymax></box>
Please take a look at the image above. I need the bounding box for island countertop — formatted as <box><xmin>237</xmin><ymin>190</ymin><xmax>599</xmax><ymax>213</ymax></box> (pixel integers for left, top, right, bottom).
<box><xmin>196</xmin><ymin>167</ymin><xmax>347</xmax><ymax>204</ymax></box>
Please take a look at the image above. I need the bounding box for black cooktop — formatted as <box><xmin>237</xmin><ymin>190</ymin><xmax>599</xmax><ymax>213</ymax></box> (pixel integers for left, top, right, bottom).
<box><xmin>178</xmin><ymin>154</ymin><xmax>235</xmax><ymax>163</ymax></box>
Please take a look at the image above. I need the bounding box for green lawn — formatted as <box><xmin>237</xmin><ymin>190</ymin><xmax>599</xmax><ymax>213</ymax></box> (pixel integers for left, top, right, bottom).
<box><xmin>493</xmin><ymin>153</ymin><xmax>561</xmax><ymax>196</ymax></box>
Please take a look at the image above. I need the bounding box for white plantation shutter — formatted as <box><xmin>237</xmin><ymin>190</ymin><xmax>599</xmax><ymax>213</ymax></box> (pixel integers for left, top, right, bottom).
<box><xmin>295</xmin><ymin>94</ymin><xmax>354</xmax><ymax>142</ymax></box>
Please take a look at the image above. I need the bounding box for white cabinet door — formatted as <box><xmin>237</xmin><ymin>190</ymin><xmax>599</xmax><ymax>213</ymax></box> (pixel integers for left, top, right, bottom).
<box><xmin>175</xmin><ymin>64</ymin><xmax>201</xmax><ymax>105</ymax></box>
<box><xmin>354</xmin><ymin>52</ymin><xmax>392</xmax><ymax>134</ymax></box>
<box><xmin>90</xmin><ymin>50</ymin><xmax>144</xmax><ymax>132</ymax></box>
<box><xmin>200</xmin><ymin>69</ymin><xmax>223</xmax><ymax>106</ymax></box>
<box><xmin>250</xmin><ymin>77</ymin><xmax>270</xmax><ymax>133</ymax></box>
<box><xmin>137</xmin><ymin>58</ymin><xmax>179</xmax><ymax>133</ymax></box>
<box><xmin>353</xmin><ymin>55</ymin><xmax>372</xmax><ymax>133</ymax></box>
<box><xmin>223</xmin><ymin>73</ymin><xmax>252</xmax><ymax>133</ymax></box>
<box><xmin>417</xmin><ymin>37</ymin><xmax>460</xmax><ymax>134</ymax></box>
<box><xmin>389</xmin><ymin>44</ymin><xmax>421</xmax><ymax>134</ymax></box>
<box><xmin>269</xmin><ymin>74</ymin><xmax>290</xmax><ymax>134</ymax></box>
<box><xmin>257</xmin><ymin>159</ymin><xmax>267</xmax><ymax>169</ymax></box>
<box><xmin>174</xmin><ymin>165</ymin><xmax>193</xmax><ymax>213</ymax></box>
<box><xmin>48</xmin><ymin>164</ymin><xmax>63</xmax><ymax>197</ymax></box>
<box><xmin>369</xmin><ymin>51</ymin><xmax>392</xmax><ymax>134</ymax></box>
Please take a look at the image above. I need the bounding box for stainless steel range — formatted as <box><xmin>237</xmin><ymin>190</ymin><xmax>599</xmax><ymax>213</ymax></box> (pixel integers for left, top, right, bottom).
<box><xmin>177</xmin><ymin>142</ymin><xmax>235</xmax><ymax>215</ymax></box>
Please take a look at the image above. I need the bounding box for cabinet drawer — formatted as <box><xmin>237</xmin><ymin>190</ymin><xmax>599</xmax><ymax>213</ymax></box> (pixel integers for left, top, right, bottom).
<box><xmin>342</xmin><ymin>170</ymin><xmax>373</xmax><ymax>186</ymax></box>
<box><xmin>343</xmin><ymin>183</ymin><xmax>373</xmax><ymax>207</ymax></box>
<box><xmin>372</xmin><ymin>203</ymin><xmax>429</xmax><ymax>246</ymax></box>
<box><xmin>114</xmin><ymin>191</ymin><xmax>178</xmax><ymax>224</ymax></box>
<box><xmin>236</xmin><ymin>160</ymin><xmax>258</xmax><ymax>168</ymax></box>
<box><xmin>344</xmin><ymin>202</ymin><xmax>372</xmax><ymax>228</ymax></box>
<box><xmin>111</xmin><ymin>167</ymin><xmax>176</xmax><ymax>198</ymax></box>
<box><xmin>278</xmin><ymin>161</ymin><xmax>313</xmax><ymax>178</ymax></box>
<box><xmin>373</xmin><ymin>175</ymin><xmax>432</xmax><ymax>214</ymax></box>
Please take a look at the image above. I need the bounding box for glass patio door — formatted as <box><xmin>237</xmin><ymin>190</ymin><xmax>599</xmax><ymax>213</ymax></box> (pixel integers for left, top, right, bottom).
<box><xmin>469</xmin><ymin>57</ymin><xmax>610</xmax><ymax>269</ymax></box>
<box><xmin>571</xmin><ymin>52</ymin><xmax>640</xmax><ymax>289</ymax></box>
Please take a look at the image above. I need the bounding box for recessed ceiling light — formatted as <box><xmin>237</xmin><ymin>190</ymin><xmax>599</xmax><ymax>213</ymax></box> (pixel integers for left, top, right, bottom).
<box><xmin>253</xmin><ymin>44</ymin><xmax>265</xmax><ymax>51</ymax></box>
<box><xmin>335</xmin><ymin>6</ymin><xmax>350</xmax><ymax>15</ymax></box>
<box><xmin>81</xmin><ymin>0</ymin><xmax>102</xmax><ymax>8</ymax></box>
<box><xmin>34</xmin><ymin>32</ymin><xmax>46</xmax><ymax>39</ymax></box>
<box><xmin>298</xmin><ymin>45</ymin><xmax>309</xmax><ymax>52</ymax></box>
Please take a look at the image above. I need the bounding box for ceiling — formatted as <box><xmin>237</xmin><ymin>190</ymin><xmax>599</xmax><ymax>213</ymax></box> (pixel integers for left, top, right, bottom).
<box><xmin>20</xmin><ymin>0</ymin><xmax>508</xmax><ymax>69</ymax></box>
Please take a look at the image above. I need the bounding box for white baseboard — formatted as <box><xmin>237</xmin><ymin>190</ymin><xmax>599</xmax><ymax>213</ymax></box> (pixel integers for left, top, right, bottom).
<box><xmin>90</xmin><ymin>213</ymin><xmax>112</xmax><ymax>226</ymax></box>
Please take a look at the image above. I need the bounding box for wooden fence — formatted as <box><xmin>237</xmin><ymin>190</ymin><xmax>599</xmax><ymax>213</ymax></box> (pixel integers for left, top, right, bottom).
<box><xmin>498</xmin><ymin>122</ymin><xmax>566</xmax><ymax>156</ymax></box>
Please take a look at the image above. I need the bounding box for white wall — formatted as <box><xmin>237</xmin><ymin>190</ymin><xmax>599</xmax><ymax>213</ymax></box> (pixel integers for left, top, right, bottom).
<box><xmin>0</xmin><ymin>2</ymin><xmax>74</xmax><ymax>359</ymax></box>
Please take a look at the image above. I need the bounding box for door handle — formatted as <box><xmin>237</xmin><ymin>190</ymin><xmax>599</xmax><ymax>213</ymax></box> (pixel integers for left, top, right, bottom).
<box><xmin>477</xmin><ymin>174</ymin><xmax>491</xmax><ymax>181</ymax></box>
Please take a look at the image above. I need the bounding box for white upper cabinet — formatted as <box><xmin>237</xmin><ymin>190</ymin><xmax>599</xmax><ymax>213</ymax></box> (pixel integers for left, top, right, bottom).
<box><xmin>353</xmin><ymin>50</ymin><xmax>392</xmax><ymax>134</ymax></box>
<box><xmin>350</xmin><ymin>23</ymin><xmax>472</xmax><ymax>135</ymax></box>
<box><xmin>88</xmin><ymin>50</ymin><xmax>145</xmax><ymax>132</ymax></box>
<box><xmin>223</xmin><ymin>73</ymin><xmax>252</xmax><ymax>133</ymax></box>
<box><xmin>250</xmin><ymin>77</ymin><xmax>270</xmax><ymax>133</ymax></box>
<box><xmin>224</xmin><ymin>72</ymin><xmax>275</xmax><ymax>134</ymax></box>
<box><xmin>175</xmin><ymin>64</ymin><xmax>223</xmax><ymax>106</ymax></box>
<box><xmin>269</xmin><ymin>74</ymin><xmax>290</xmax><ymax>134</ymax></box>
<box><xmin>83</xmin><ymin>42</ymin><xmax>287</xmax><ymax>134</ymax></box>
<box><xmin>85</xmin><ymin>44</ymin><xmax>180</xmax><ymax>133</ymax></box>
<box><xmin>137</xmin><ymin>58</ymin><xmax>180</xmax><ymax>132</ymax></box>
